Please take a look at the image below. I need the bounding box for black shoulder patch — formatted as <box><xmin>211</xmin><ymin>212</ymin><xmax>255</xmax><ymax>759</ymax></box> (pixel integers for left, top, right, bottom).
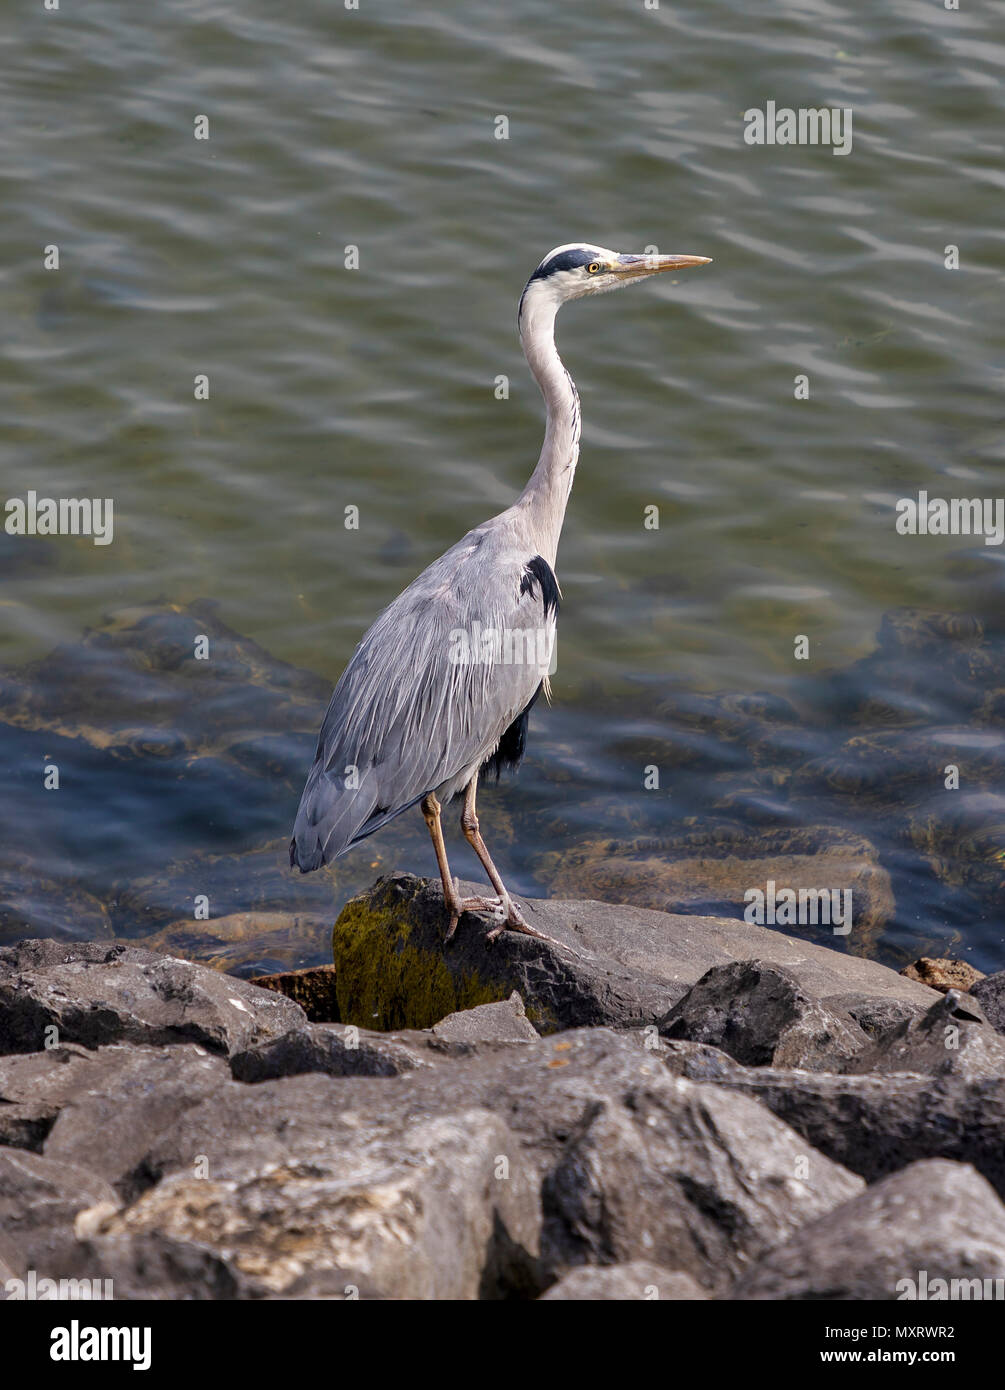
<box><xmin>520</xmin><ymin>555</ymin><xmax>560</xmax><ymax>618</ymax></box>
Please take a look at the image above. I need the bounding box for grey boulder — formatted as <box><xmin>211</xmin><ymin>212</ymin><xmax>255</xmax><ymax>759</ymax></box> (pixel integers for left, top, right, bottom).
<box><xmin>733</xmin><ymin>1159</ymin><xmax>1005</xmax><ymax>1300</ymax></box>
<box><xmin>0</xmin><ymin>941</ymin><xmax>306</xmax><ymax>1057</ymax></box>
<box><xmin>658</xmin><ymin>960</ymin><xmax>870</xmax><ymax>1071</ymax></box>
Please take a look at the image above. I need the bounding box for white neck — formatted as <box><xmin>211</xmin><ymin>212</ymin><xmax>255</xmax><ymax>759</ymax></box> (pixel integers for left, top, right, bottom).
<box><xmin>514</xmin><ymin>283</ymin><xmax>581</xmax><ymax>566</ymax></box>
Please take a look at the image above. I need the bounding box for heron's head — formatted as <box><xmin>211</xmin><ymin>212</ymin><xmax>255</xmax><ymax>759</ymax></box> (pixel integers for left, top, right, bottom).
<box><xmin>520</xmin><ymin>242</ymin><xmax>711</xmax><ymax>316</ymax></box>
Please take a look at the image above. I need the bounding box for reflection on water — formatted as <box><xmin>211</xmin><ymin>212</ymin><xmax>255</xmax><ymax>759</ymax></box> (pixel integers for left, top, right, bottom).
<box><xmin>2</xmin><ymin>0</ymin><xmax>1003</xmax><ymax>973</ymax></box>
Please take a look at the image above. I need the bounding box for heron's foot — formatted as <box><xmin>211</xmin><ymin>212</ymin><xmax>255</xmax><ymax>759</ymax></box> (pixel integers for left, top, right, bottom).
<box><xmin>485</xmin><ymin>894</ymin><xmax>581</xmax><ymax>957</ymax></box>
<box><xmin>443</xmin><ymin>880</ymin><xmax>506</xmax><ymax>941</ymax></box>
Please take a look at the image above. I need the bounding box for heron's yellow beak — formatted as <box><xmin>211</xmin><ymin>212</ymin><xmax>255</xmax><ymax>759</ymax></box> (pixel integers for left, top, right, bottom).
<box><xmin>611</xmin><ymin>253</ymin><xmax>712</xmax><ymax>278</ymax></box>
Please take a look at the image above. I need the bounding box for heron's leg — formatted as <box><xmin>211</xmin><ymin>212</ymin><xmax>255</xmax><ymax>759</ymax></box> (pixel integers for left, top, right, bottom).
<box><xmin>460</xmin><ymin>779</ymin><xmax>575</xmax><ymax>952</ymax></box>
<box><xmin>421</xmin><ymin>792</ymin><xmax>502</xmax><ymax>941</ymax></box>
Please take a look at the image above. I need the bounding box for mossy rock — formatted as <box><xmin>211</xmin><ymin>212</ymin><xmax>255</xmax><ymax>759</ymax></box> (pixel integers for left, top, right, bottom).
<box><xmin>331</xmin><ymin>876</ymin><xmax>533</xmax><ymax>1032</ymax></box>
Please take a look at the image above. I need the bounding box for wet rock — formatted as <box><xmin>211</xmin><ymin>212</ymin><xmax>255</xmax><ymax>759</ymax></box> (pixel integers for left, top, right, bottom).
<box><xmin>540</xmin><ymin>1263</ymin><xmax>706</xmax><ymax>1300</ymax></box>
<box><xmin>901</xmin><ymin>956</ymin><xmax>986</xmax><ymax>994</ymax></box>
<box><xmin>846</xmin><ymin>990</ymin><xmax>1005</xmax><ymax>1081</ymax></box>
<box><xmin>230</xmin><ymin>959</ymin><xmax>339</xmax><ymax>1018</ymax></box>
<box><xmin>0</xmin><ymin>940</ymin><xmax>306</xmax><ymax>1057</ymax></box>
<box><xmin>0</xmin><ymin>1148</ymin><xmax>119</xmax><ymax>1280</ymax></box>
<box><xmin>433</xmin><ymin>993</ymin><xmax>538</xmax><ymax>1043</ymax></box>
<box><xmin>658</xmin><ymin>961</ymin><xmax>869</xmax><ymax>1071</ymax></box>
<box><xmin>332</xmin><ymin>873</ymin><xmax>937</xmax><ymax>1035</ymax></box>
<box><xmin>732</xmin><ymin>1159</ymin><xmax>1005</xmax><ymax>1300</ymax></box>
<box><xmin>537</xmin><ymin>825</ymin><xmax>894</xmax><ymax>946</ymax></box>
<box><xmin>715</xmin><ymin>1067</ymin><xmax>1005</xmax><ymax>1198</ymax></box>
<box><xmin>90</xmin><ymin>1105</ymin><xmax>541</xmax><ymax>1300</ymax></box>
<box><xmin>972</xmin><ymin>971</ymin><xmax>1005</xmax><ymax>1035</ymax></box>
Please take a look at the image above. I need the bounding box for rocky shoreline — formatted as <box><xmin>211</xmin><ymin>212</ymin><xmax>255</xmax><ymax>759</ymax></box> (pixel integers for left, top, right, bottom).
<box><xmin>3</xmin><ymin>877</ymin><xmax>1005</xmax><ymax>1300</ymax></box>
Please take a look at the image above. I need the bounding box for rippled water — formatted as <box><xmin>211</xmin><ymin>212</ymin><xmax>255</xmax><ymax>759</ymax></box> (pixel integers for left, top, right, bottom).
<box><xmin>2</xmin><ymin>0</ymin><xmax>1003</xmax><ymax>974</ymax></box>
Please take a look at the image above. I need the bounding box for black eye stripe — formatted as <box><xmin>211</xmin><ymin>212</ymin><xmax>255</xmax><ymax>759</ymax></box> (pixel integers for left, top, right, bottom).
<box><xmin>529</xmin><ymin>248</ymin><xmax>596</xmax><ymax>282</ymax></box>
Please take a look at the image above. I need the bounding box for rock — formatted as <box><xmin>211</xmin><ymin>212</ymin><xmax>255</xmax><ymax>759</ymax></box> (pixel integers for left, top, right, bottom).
<box><xmin>229</xmin><ymin>1023</ymin><xmax>436</xmax><ymax>1084</ymax></box>
<box><xmin>0</xmin><ymin>1043</ymin><xmax>227</xmax><ymax>1177</ymax></box>
<box><xmin>901</xmin><ymin>957</ymin><xmax>986</xmax><ymax>994</ymax></box>
<box><xmin>658</xmin><ymin>1039</ymin><xmax>750</xmax><ymax>1083</ymax></box>
<box><xmin>74</xmin><ymin>1232</ymin><xmax>242</xmax><ymax>1301</ymax></box>
<box><xmin>433</xmin><ymin>993</ymin><xmax>538</xmax><ymax>1043</ymax></box>
<box><xmin>825</xmin><ymin>993</ymin><xmax>926</xmax><ymax>1041</ymax></box>
<box><xmin>331</xmin><ymin>873</ymin><xmax>938</xmax><ymax>1035</ymax></box>
<box><xmin>658</xmin><ymin>961</ymin><xmax>870</xmax><ymax>1071</ymax></box>
<box><xmin>103</xmin><ymin>1029</ymin><xmax>861</xmax><ymax>1297</ymax></box>
<box><xmin>540</xmin><ymin>1263</ymin><xmax>706</xmax><ymax>1300</ymax></box>
<box><xmin>733</xmin><ymin>1159</ymin><xmax>1005</xmax><ymax>1300</ymax></box>
<box><xmin>0</xmin><ymin>1148</ymin><xmax>119</xmax><ymax>1279</ymax></box>
<box><xmin>90</xmin><ymin>1105</ymin><xmax>541</xmax><ymax>1300</ymax></box>
<box><xmin>41</xmin><ymin>1045</ymin><xmax>230</xmax><ymax>1189</ymax></box>
<box><xmin>537</xmin><ymin>825</ymin><xmax>895</xmax><ymax>945</ymax></box>
<box><xmin>248</xmin><ymin>962</ymin><xmax>340</xmax><ymax>1021</ymax></box>
<box><xmin>0</xmin><ymin>940</ymin><xmax>306</xmax><ymax>1057</ymax></box>
<box><xmin>846</xmin><ymin>991</ymin><xmax>1005</xmax><ymax>1081</ymax></box>
<box><xmin>972</xmin><ymin>971</ymin><xmax>1005</xmax><ymax>1035</ymax></box>
<box><xmin>716</xmin><ymin>1067</ymin><xmax>1005</xmax><ymax>1199</ymax></box>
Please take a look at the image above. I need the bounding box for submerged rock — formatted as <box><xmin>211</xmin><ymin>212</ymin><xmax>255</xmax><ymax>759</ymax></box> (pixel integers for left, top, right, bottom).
<box><xmin>117</xmin><ymin>910</ymin><xmax>336</xmax><ymax>980</ymax></box>
<box><xmin>536</xmin><ymin>824</ymin><xmax>895</xmax><ymax>951</ymax></box>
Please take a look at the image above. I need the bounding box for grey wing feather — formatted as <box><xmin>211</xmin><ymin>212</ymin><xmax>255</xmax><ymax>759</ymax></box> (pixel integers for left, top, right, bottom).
<box><xmin>290</xmin><ymin>520</ymin><xmax>556</xmax><ymax>871</ymax></box>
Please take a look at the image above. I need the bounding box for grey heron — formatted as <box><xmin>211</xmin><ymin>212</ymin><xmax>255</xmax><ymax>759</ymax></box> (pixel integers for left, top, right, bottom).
<box><xmin>290</xmin><ymin>242</ymin><xmax>711</xmax><ymax>945</ymax></box>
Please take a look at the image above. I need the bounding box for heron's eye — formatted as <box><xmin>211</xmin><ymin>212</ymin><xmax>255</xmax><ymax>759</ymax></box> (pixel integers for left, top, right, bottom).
<box><xmin>587</xmin><ymin>262</ymin><xmax>601</xmax><ymax>274</ymax></box>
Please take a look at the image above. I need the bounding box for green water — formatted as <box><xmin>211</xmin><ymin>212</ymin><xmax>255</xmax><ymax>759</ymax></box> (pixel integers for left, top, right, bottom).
<box><xmin>2</xmin><ymin>0</ymin><xmax>1003</xmax><ymax>971</ymax></box>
